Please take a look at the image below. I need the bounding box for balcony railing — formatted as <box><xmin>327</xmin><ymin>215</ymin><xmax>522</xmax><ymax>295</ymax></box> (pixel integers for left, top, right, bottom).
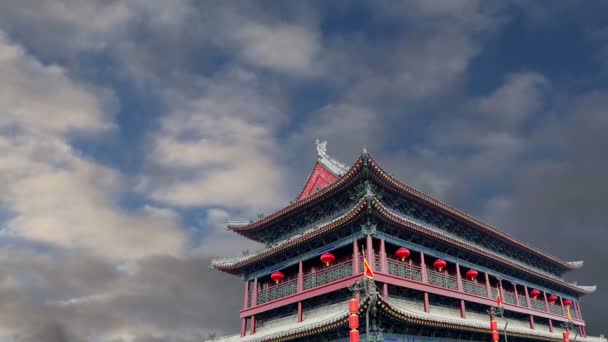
<box><xmin>518</xmin><ymin>294</ymin><xmax>528</xmax><ymax>307</ymax></box>
<box><xmin>257</xmin><ymin>278</ymin><xmax>297</xmax><ymax>305</ymax></box>
<box><xmin>462</xmin><ymin>279</ymin><xmax>488</xmax><ymax>297</ymax></box>
<box><xmin>530</xmin><ymin>297</ymin><xmax>547</xmax><ymax>311</ymax></box>
<box><xmin>303</xmin><ymin>259</ymin><xmax>353</xmax><ymax>291</ymax></box>
<box><xmin>502</xmin><ymin>290</ymin><xmax>516</xmax><ymax>305</ymax></box>
<box><xmin>427</xmin><ymin>269</ymin><xmax>458</xmax><ymax>290</ymax></box>
<box><xmin>387</xmin><ymin>258</ymin><xmax>422</xmax><ymax>281</ymax></box>
<box><xmin>569</xmin><ymin>307</ymin><xmax>578</xmax><ymax>319</ymax></box>
<box><xmin>248</xmin><ymin>256</ymin><xmax>578</xmax><ymax>322</ymax></box>
<box><xmin>549</xmin><ymin>303</ymin><xmax>563</xmax><ymax>315</ymax></box>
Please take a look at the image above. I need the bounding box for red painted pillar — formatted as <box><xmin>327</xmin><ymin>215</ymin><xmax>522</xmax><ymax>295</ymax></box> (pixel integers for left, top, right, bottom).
<box><xmin>548</xmin><ymin>319</ymin><xmax>553</xmax><ymax>332</ymax></box>
<box><xmin>485</xmin><ymin>272</ymin><xmax>492</xmax><ymax>299</ymax></box>
<box><xmin>456</xmin><ymin>263</ymin><xmax>465</xmax><ymax>318</ymax></box>
<box><xmin>353</xmin><ymin>239</ymin><xmax>360</xmax><ymax>275</ymax></box>
<box><xmin>579</xmin><ymin>325</ymin><xmax>584</xmax><ymax>337</ymax></box>
<box><xmin>243</xmin><ymin>280</ymin><xmax>250</xmax><ymax>309</ymax></box>
<box><xmin>420</xmin><ymin>251</ymin><xmax>430</xmax><ymax>313</ymax></box>
<box><xmin>241</xmin><ymin>318</ymin><xmax>248</xmax><ymax>337</ymax></box>
<box><xmin>297</xmin><ymin>260</ymin><xmax>303</xmax><ymax>293</ymax></box>
<box><xmin>543</xmin><ymin>291</ymin><xmax>550</xmax><ymax>312</ymax></box>
<box><xmin>380</xmin><ymin>239</ymin><xmax>388</xmax><ymax>297</ymax></box>
<box><xmin>529</xmin><ymin>315</ymin><xmax>535</xmax><ymax>329</ymax></box>
<box><xmin>559</xmin><ymin>297</ymin><xmax>566</xmax><ymax>316</ymax></box>
<box><xmin>380</xmin><ymin>238</ymin><xmax>387</xmax><ymax>272</ymax></box>
<box><xmin>251</xmin><ymin>315</ymin><xmax>256</xmax><ymax>334</ymax></box>
<box><xmin>498</xmin><ymin>279</ymin><xmax>504</xmax><ymax>304</ymax></box>
<box><xmin>420</xmin><ymin>252</ymin><xmax>428</xmax><ymax>283</ymax></box>
<box><xmin>366</xmin><ymin>234</ymin><xmax>374</xmax><ymax>269</ymax></box>
<box><xmin>460</xmin><ymin>300</ymin><xmax>466</xmax><ymax>319</ymax></box>
<box><xmin>252</xmin><ymin>277</ymin><xmax>258</xmax><ymax>307</ymax></box>
<box><xmin>513</xmin><ymin>283</ymin><xmax>520</xmax><ymax>306</ymax></box>
<box><xmin>576</xmin><ymin>301</ymin><xmax>583</xmax><ymax>320</ymax></box>
<box><xmin>298</xmin><ymin>301</ymin><xmax>303</xmax><ymax>323</ymax></box>
<box><xmin>455</xmin><ymin>262</ymin><xmax>463</xmax><ymax>291</ymax></box>
<box><xmin>524</xmin><ymin>285</ymin><xmax>532</xmax><ymax>309</ymax></box>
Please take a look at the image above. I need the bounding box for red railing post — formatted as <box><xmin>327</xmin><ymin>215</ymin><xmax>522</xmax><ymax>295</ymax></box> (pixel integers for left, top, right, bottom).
<box><xmin>513</xmin><ymin>283</ymin><xmax>519</xmax><ymax>306</ymax></box>
<box><xmin>543</xmin><ymin>291</ymin><xmax>550</xmax><ymax>312</ymax></box>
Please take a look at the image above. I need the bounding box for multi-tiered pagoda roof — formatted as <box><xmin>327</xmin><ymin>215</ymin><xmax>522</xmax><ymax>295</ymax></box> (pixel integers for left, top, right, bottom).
<box><xmin>210</xmin><ymin>141</ymin><xmax>601</xmax><ymax>342</ymax></box>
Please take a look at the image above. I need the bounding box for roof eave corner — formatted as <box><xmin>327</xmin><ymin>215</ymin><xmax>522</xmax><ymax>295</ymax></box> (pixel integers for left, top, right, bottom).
<box><xmin>567</xmin><ymin>260</ymin><xmax>584</xmax><ymax>269</ymax></box>
<box><xmin>578</xmin><ymin>285</ymin><xmax>597</xmax><ymax>293</ymax></box>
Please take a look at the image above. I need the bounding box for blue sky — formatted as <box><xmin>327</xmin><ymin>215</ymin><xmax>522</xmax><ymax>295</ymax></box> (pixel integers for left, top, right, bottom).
<box><xmin>0</xmin><ymin>1</ymin><xmax>607</xmax><ymax>340</ymax></box>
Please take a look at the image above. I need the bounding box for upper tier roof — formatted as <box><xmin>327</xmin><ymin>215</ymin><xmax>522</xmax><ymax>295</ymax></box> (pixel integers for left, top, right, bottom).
<box><xmin>226</xmin><ymin>143</ymin><xmax>577</xmax><ymax>274</ymax></box>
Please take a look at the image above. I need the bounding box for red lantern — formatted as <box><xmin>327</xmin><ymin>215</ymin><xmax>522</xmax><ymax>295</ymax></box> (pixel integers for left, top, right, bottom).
<box><xmin>349</xmin><ymin>314</ymin><xmax>359</xmax><ymax>329</ymax></box>
<box><xmin>350</xmin><ymin>329</ymin><xmax>360</xmax><ymax>342</ymax></box>
<box><xmin>465</xmin><ymin>269</ymin><xmax>478</xmax><ymax>281</ymax></box>
<box><xmin>491</xmin><ymin>320</ymin><xmax>497</xmax><ymax>330</ymax></box>
<box><xmin>320</xmin><ymin>252</ymin><xmax>336</xmax><ymax>266</ymax></box>
<box><xmin>270</xmin><ymin>271</ymin><xmax>284</xmax><ymax>284</ymax></box>
<box><xmin>529</xmin><ymin>289</ymin><xmax>540</xmax><ymax>299</ymax></box>
<box><xmin>348</xmin><ymin>298</ymin><xmax>359</xmax><ymax>313</ymax></box>
<box><xmin>548</xmin><ymin>295</ymin><xmax>558</xmax><ymax>303</ymax></box>
<box><xmin>563</xmin><ymin>330</ymin><xmax>570</xmax><ymax>342</ymax></box>
<box><xmin>492</xmin><ymin>331</ymin><xmax>500</xmax><ymax>342</ymax></box>
<box><xmin>563</xmin><ymin>299</ymin><xmax>573</xmax><ymax>306</ymax></box>
<box><xmin>433</xmin><ymin>259</ymin><xmax>447</xmax><ymax>271</ymax></box>
<box><xmin>395</xmin><ymin>247</ymin><xmax>411</xmax><ymax>261</ymax></box>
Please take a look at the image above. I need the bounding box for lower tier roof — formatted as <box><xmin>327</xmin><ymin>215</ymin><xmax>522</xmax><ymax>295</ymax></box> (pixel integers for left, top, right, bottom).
<box><xmin>210</xmin><ymin>293</ymin><xmax>605</xmax><ymax>342</ymax></box>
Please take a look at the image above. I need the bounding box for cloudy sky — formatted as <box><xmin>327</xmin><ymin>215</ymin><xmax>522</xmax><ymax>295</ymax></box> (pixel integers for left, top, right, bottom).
<box><xmin>0</xmin><ymin>1</ymin><xmax>607</xmax><ymax>340</ymax></box>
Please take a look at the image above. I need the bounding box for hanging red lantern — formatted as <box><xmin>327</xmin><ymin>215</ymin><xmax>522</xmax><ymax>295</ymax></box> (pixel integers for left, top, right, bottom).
<box><xmin>563</xmin><ymin>299</ymin><xmax>573</xmax><ymax>306</ymax></box>
<box><xmin>563</xmin><ymin>330</ymin><xmax>570</xmax><ymax>342</ymax></box>
<box><xmin>465</xmin><ymin>269</ymin><xmax>478</xmax><ymax>281</ymax></box>
<box><xmin>270</xmin><ymin>271</ymin><xmax>285</xmax><ymax>284</ymax></box>
<box><xmin>395</xmin><ymin>247</ymin><xmax>411</xmax><ymax>261</ymax></box>
<box><xmin>350</xmin><ymin>329</ymin><xmax>360</xmax><ymax>342</ymax></box>
<box><xmin>320</xmin><ymin>252</ymin><xmax>336</xmax><ymax>266</ymax></box>
<box><xmin>349</xmin><ymin>315</ymin><xmax>359</xmax><ymax>329</ymax></box>
<box><xmin>433</xmin><ymin>259</ymin><xmax>447</xmax><ymax>271</ymax></box>
<box><xmin>530</xmin><ymin>289</ymin><xmax>540</xmax><ymax>299</ymax></box>
<box><xmin>548</xmin><ymin>295</ymin><xmax>558</xmax><ymax>303</ymax></box>
<box><xmin>349</xmin><ymin>298</ymin><xmax>359</xmax><ymax>313</ymax></box>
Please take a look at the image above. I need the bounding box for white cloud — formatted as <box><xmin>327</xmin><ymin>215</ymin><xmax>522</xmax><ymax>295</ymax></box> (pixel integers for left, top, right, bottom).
<box><xmin>0</xmin><ymin>32</ymin><xmax>186</xmax><ymax>261</ymax></box>
<box><xmin>231</xmin><ymin>22</ymin><xmax>322</xmax><ymax>76</ymax></box>
<box><xmin>476</xmin><ymin>72</ymin><xmax>549</xmax><ymax>126</ymax></box>
<box><xmin>138</xmin><ymin>68</ymin><xmax>288</xmax><ymax>211</ymax></box>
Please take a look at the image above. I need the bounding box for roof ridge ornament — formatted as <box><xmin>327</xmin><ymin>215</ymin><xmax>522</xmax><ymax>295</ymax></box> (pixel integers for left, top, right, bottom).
<box><xmin>315</xmin><ymin>139</ymin><xmax>350</xmax><ymax>176</ymax></box>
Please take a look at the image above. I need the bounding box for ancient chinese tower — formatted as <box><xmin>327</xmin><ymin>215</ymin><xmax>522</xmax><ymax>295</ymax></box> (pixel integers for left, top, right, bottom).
<box><xmin>210</xmin><ymin>141</ymin><xmax>604</xmax><ymax>342</ymax></box>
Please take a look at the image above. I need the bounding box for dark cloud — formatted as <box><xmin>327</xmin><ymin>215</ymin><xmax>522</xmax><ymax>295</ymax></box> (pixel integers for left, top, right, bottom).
<box><xmin>0</xmin><ymin>251</ymin><xmax>243</xmax><ymax>340</ymax></box>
